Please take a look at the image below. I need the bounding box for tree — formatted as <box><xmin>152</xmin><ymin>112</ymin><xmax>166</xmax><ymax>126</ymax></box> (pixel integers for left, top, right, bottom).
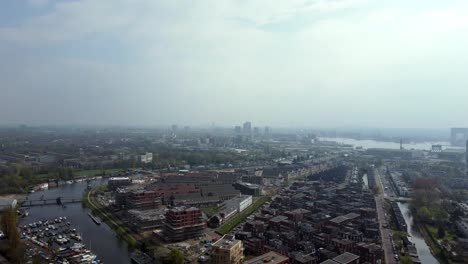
<box><xmin>1</xmin><ymin>207</ymin><xmax>24</xmax><ymax>264</ymax></box>
<box><xmin>417</xmin><ymin>206</ymin><xmax>431</xmax><ymax>222</ymax></box>
<box><xmin>165</xmin><ymin>249</ymin><xmax>184</xmax><ymax>264</ymax></box>
<box><xmin>438</xmin><ymin>225</ymin><xmax>446</xmax><ymax>239</ymax></box>
<box><xmin>1</xmin><ymin>208</ymin><xmax>20</xmax><ymax>250</ymax></box>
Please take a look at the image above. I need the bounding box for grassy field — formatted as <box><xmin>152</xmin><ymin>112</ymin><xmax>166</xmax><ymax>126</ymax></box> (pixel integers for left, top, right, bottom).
<box><xmin>216</xmin><ymin>197</ymin><xmax>269</xmax><ymax>235</ymax></box>
<box><xmin>202</xmin><ymin>206</ymin><xmax>219</xmax><ymax>218</ymax></box>
<box><xmin>426</xmin><ymin>225</ymin><xmax>455</xmax><ymax>242</ymax></box>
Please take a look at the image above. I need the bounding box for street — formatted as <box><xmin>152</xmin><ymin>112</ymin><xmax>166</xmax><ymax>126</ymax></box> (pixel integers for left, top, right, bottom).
<box><xmin>374</xmin><ymin>168</ymin><xmax>398</xmax><ymax>264</ymax></box>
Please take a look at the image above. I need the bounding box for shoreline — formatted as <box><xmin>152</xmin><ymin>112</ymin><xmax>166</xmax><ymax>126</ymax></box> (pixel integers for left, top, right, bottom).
<box><xmin>82</xmin><ymin>187</ymin><xmax>139</xmax><ymax>248</ymax></box>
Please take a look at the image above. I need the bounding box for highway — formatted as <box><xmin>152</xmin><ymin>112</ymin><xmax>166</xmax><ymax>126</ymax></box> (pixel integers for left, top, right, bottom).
<box><xmin>374</xmin><ymin>168</ymin><xmax>398</xmax><ymax>264</ymax></box>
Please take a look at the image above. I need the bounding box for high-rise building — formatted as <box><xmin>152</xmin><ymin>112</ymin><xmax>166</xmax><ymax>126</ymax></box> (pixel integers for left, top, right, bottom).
<box><xmin>466</xmin><ymin>140</ymin><xmax>468</xmax><ymax>164</ymax></box>
<box><xmin>264</xmin><ymin>126</ymin><xmax>271</xmax><ymax>136</ymax></box>
<box><xmin>212</xmin><ymin>235</ymin><xmax>244</xmax><ymax>264</ymax></box>
<box><xmin>243</xmin><ymin>122</ymin><xmax>252</xmax><ymax>135</ymax></box>
<box><xmin>234</xmin><ymin>126</ymin><xmax>242</xmax><ymax>134</ymax></box>
<box><xmin>253</xmin><ymin>127</ymin><xmax>260</xmax><ymax>137</ymax></box>
<box><xmin>163</xmin><ymin>207</ymin><xmax>205</xmax><ymax>242</ymax></box>
<box><xmin>451</xmin><ymin>128</ymin><xmax>468</xmax><ymax>146</ymax></box>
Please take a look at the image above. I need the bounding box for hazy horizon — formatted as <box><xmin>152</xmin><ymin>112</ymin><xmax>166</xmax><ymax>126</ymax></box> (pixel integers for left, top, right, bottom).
<box><xmin>2</xmin><ymin>0</ymin><xmax>468</xmax><ymax>128</ymax></box>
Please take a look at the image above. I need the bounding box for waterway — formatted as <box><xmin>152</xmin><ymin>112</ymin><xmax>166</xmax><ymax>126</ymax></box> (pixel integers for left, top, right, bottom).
<box><xmin>397</xmin><ymin>202</ymin><xmax>439</xmax><ymax>264</ymax></box>
<box><xmin>319</xmin><ymin>137</ymin><xmax>452</xmax><ymax>151</ymax></box>
<box><xmin>20</xmin><ymin>179</ymin><xmax>133</xmax><ymax>264</ymax></box>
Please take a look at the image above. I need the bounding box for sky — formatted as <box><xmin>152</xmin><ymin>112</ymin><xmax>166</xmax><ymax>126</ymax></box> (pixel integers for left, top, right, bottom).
<box><xmin>1</xmin><ymin>0</ymin><xmax>468</xmax><ymax>128</ymax></box>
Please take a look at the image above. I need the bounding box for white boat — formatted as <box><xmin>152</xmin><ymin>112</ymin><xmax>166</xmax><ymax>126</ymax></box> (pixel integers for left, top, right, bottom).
<box><xmin>80</xmin><ymin>254</ymin><xmax>97</xmax><ymax>262</ymax></box>
<box><xmin>71</xmin><ymin>243</ymin><xmax>85</xmax><ymax>250</ymax></box>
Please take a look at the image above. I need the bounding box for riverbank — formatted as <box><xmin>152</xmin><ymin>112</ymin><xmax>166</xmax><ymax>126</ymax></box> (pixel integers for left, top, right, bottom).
<box><xmin>82</xmin><ymin>188</ymin><xmax>138</xmax><ymax>247</ymax></box>
<box><xmin>0</xmin><ymin>193</ymin><xmax>26</xmax><ymax>201</ymax></box>
<box><xmin>397</xmin><ymin>202</ymin><xmax>439</xmax><ymax>264</ymax></box>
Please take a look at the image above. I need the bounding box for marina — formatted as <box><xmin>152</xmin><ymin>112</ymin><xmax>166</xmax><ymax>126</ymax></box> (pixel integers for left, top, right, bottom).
<box><xmin>21</xmin><ymin>217</ymin><xmax>101</xmax><ymax>263</ymax></box>
<box><xmin>20</xmin><ymin>179</ymin><xmax>133</xmax><ymax>264</ymax></box>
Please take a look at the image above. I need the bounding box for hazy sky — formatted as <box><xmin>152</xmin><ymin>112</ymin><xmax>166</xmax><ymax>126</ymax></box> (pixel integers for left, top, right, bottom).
<box><xmin>1</xmin><ymin>0</ymin><xmax>468</xmax><ymax>128</ymax></box>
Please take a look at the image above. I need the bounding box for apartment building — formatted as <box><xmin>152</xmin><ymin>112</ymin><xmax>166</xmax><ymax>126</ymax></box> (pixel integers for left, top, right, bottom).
<box><xmin>212</xmin><ymin>235</ymin><xmax>244</xmax><ymax>264</ymax></box>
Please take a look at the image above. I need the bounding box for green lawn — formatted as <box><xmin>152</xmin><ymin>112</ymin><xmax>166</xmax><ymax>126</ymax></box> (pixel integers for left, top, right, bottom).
<box><xmin>216</xmin><ymin>197</ymin><xmax>269</xmax><ymax>235</ymax></box>
<box><xmin>427</xmin><ymin>225</ymin><xmax>456</xmax><ymax>242</ymax></box>
<box><xmin>202</xmin><ymin>206</ymin><xmax>219</xmax><ymax>218</ymax></box>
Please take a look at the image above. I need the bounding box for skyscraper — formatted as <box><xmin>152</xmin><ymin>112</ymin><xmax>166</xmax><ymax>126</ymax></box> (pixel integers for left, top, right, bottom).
<box><xmin>466</xmin><ymin>140</ymin><xmax>468</xmax><ymax>164</ymax></box>
<box><xmin>243</xmin><ymin>121</ymin><xmax>252</xmax><ymax>135</ymax></box>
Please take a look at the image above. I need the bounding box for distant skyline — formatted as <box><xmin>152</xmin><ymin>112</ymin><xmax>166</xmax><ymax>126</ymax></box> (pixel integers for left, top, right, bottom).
<box><xmin>1</xmin><ymin>1</ymin><xmax>468</xmax><ymax>128</ymax></box>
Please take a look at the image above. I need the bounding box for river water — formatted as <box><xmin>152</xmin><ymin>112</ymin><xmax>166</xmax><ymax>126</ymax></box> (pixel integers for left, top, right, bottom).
<box><xmin>397</xmin><ymin>202</ymin><xmax>439</xmax><ymax>264</ymax></box>
<box><xmin>20</xmin><ymin>179</ymin><xmax>132</xmax><ymax>264</ymax></box>
<box><xmin>319</xmin><ymin>137</ymin><xmax>452</xmax><ymax>151</ymax></box>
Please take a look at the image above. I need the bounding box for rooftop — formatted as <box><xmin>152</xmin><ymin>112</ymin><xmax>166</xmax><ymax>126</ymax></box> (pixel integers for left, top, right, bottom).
<box><xmin>245</xmin><ymin>251</ymin><xmax>288</xmax><ymax>264</ymax></box>
<box><xmin>332</xmin><ymin>252</ymin><xmax>359</xmax><ymax>264</ymax></box>
<box><xmin>109</xmin><ymin>177</ymin><xmax>130</xmax><ymax>181</ymax></box>
<box><xmin>213</xmin><ymin>235</ymin><xmax>241</xmax><ymax>250</ymax></box>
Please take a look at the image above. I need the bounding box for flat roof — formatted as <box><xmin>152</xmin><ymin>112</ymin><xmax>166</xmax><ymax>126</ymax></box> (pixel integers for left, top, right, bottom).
<box><xmin>332</xmin><ymin>252</ymin><xmax>359</xmax><ymax>264</ymax></box>
<box><xmin>213</xmin><ymin>235</ymin><xmax>241</xmax><ymax>249</ymax></box>
<box><xmin>245</xmin><ymin>251</ymin><xmax>288</xmax><ymax>264</ymax></box>
<box><xmin>320</xmin><ymin>260</ymin><xmax>339</xmax><ymax>264</ymax></box>
<box><xmin>109</xmin><ymin>177</ymin><xmax>130</xmax><ymax>180</ymax></box>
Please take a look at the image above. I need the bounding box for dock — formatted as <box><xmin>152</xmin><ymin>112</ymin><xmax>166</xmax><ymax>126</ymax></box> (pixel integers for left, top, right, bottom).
<box><xmin>88</xmin><ymin>213</ymin><xmax>101</xmax><ymax>225</ymax></box>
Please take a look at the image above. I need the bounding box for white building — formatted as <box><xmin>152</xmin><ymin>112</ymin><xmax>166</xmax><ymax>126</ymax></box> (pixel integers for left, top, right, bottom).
<box><xmin>0</xmin><ymin>199</ymin><xmax>17</xmax><ymax>210</ymax></box>
<box><xmin>224</xmin><ymin>195</ymin><xmax>252</xmax><ymax>213</ymax></box>
<box><xmin>139</xmin><ymin>152</ymin><xmax>153</xmax><ymax>164</ymax></box>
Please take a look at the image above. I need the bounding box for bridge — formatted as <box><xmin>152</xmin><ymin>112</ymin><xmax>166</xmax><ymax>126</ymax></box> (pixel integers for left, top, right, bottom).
<box><xmin>19</xmin><ymin>197</ymin><xmax>83</xmax><ymax>207</ymax></box>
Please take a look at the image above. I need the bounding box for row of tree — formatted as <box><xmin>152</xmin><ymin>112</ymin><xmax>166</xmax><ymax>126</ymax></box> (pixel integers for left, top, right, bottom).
<box><xmin>0</xmin><ymin>207</ymin><xmax>25</xmax><ymax>264</ymax></box>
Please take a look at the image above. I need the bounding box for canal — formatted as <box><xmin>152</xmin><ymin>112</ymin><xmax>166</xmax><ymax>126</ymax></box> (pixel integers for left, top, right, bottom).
<box><xmin>20</xmin><ymin>179</ymin><xmax>133</xmax><ymax>264</ymax></box>
<box><xmin>397</xmin><ymin>202</ymin><xmax>439</xmax><ymax>264</ymax></box>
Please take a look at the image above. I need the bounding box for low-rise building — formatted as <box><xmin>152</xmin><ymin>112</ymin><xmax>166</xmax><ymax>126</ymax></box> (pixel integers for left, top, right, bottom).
<box><xmin>244</xmin><ymin>251</ymin><xmax>288</xmax><ymax>264</ymax></box>
<box><xmin>0</xmin><ymin>199</ymin><xmax>17</xmax><ymax>210</ymax></box>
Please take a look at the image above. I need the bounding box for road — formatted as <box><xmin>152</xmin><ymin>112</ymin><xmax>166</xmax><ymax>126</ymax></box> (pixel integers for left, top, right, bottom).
<box><xmin>374</xmin><ymin>168</ymin><xmax>398</xmax><ymax>264</ymax></box>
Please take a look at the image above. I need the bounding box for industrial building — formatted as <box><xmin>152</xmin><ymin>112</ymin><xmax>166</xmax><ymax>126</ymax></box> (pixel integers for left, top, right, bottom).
<box><xmin>108</xmin><ymin>177</ymin><xmax>132</xmax><ymax>190</ymax></box>
<box><xmin>223</xmin><ymin>195</ymin><xmax>252</xmax><ymax>213</ymax></box>
<box><xmin>234</xmin><ymin>182</ymin><xmax>261</xmax><ymax>196</ymax></box>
